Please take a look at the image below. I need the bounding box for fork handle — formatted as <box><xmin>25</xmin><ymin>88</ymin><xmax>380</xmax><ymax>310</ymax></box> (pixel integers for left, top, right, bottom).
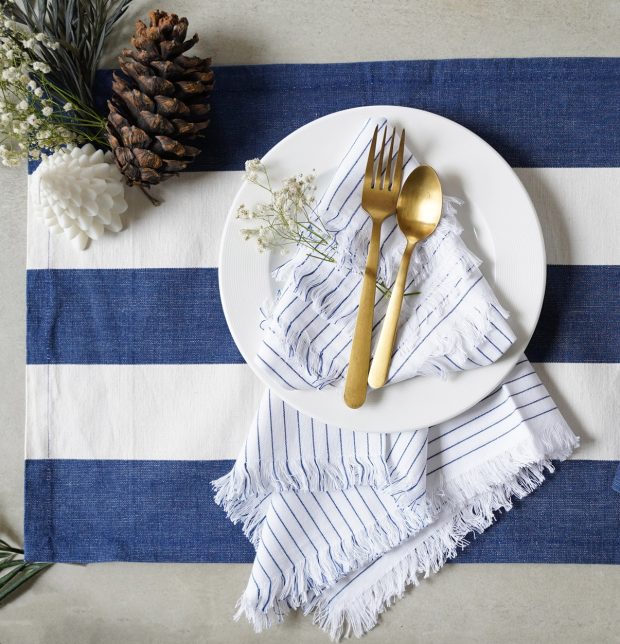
<box><xmin>344</xmin><ymin>220</ymin><xmax>382</xmax><ymax>409</ymax></box>
<box><xmin>368</xmin><ymin>239</ymin><xmax>416</xmax><ymax>389</ymax></box>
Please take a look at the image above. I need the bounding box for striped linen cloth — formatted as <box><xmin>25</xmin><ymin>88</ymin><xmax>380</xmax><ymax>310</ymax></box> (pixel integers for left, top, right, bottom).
<box><xmin>24</xmin><ymin>57</ymin><xmax>619</xmax><ymax>592</ymax></box>
<box><xmin>257</xmin><ymin>118</ymin><xmax>516</xmax><ymax>389</ymax></box>
<box><xmin>215</xmin><ymin>364</ymin><xmax>578</xmax><ymax>637</ymax></box>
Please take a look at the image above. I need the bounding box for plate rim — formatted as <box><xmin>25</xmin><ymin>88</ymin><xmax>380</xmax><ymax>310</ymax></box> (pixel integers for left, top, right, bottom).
<box><xmin>219</xmin><ymin>105</ymin><xmax>546</xmax><ymax>432</ymax></box>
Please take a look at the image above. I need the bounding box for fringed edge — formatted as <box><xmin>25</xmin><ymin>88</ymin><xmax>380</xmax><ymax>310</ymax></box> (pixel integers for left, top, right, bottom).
<box><xmin>232</xmin><ymin>500</ymin><xmax>431</xmax><ymax>632</ymax></box>
<box><xmin>260</xmin><ymin>245</ymin><xmax>491</xmax><ymax>391</ymax></box>
<box><xmin>320</xmin><ymin>198</ymin><xmax>464</xmax><ymax>288</ymax></box>
<box><xmin>311</xmin><ymin>422</ymin><xmax>579</xmax><ymax>640</ymax></box>
<box><xmin>212</xmin><ymin>456</ymin><xmax>393</xmax><ymax>547</ymax></box>
<box><xmin>387</xmin><ymin>289</ymin><xmax>515</xmax><ymax>383</ymax></box>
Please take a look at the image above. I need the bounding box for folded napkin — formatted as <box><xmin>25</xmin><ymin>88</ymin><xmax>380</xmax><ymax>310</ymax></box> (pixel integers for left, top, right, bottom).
<box><xmin>214</xmin><ymin>121</ymin><xmax>579</xmax><ymax>638</ymax></box>
<box><xmin>214</xmin><ymin>358</ymin><xmax>578</xmax><ymax>638</ymax></box>
<box><xmin>257</xmin><ymin>118</ymin><xmax>516</xmax><ymax>389</ymax></box>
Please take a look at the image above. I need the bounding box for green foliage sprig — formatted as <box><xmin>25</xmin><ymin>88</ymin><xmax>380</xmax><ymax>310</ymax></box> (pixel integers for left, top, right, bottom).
<box><xmin>3</xmin><ymin>0</ymin><xmax>132</xmax><ymax>106</ymax></box>
<box><xmin>0</xmin><ymin>0</ymin><xmax>133</xmax><ymax>164</ymax></box>
<box><xmin>0</xmin><ymin>537</ymin><xmax>51</xmax><ymax>604</ymax></box>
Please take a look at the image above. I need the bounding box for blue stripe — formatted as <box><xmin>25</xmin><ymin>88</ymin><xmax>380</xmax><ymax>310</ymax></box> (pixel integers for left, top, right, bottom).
<box><xmin>525</xmin><ymin>265</ymin><xmax>620</xmax><ymax>363</ymax></box>
<box><xmin>28</xmin><ymin>58</ymin><xmax>618</xmax><ymax>174</ymax></box>
<box><xmin>26</xmin><ymin>268</ymin><xmax>243</xmax><ymax>365</ymax></box>
<box><xmin>613</xmin><ymin>465</ymin><xmax>620</xmax><ymax>495</ymax></box>
<box><xmin>26</xmin><ymin>266</ymin><xmax>620</xmax><ymax>365</ymax></box>
<box><xmin>24</xmin><ymin>459</ymin><xmax>620</xmax><ymax>564</ymax></box>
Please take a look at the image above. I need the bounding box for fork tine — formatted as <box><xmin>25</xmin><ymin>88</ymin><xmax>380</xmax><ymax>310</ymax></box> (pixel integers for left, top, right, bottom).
<box><xmin>375</xmin><ymin>127</ymin><xmax>387</xmax><ymax>188</ymax></box>
<box><xmin>363</xmin><ymin>125</ymin><xmax>379</xmax><ymax>190</ymax></box>
<box><xmin>384</xmin><ymin>128</ymin><xmax>395</xmax><ymax>189</ymax></box>
<box><xmin>392</xmin><ymin>129</ymin><xmax>406</xmax><ymax>193</ymax></box>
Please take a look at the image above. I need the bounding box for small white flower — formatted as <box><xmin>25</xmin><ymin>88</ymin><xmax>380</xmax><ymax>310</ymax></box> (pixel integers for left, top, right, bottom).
<box><xmin>17</xmin><ymin>100</ymin><xmax>28</xmax><ymax>110</ymax></box>
<box><xmin>62</xmin><ymin>102</ymin><xmax>73</xmax><ymax>112</ymax></box>
<box><xmin>35</xmin><ymin>33</ymin><xmax>46</xmax><ymax>42</ymax></box>
<box><xmin>236</xmin><ymin>204</ymin><xmax>250</xmax><ymax>219</ymax></box>
<box><xmin>34</xmin><ymin>87</ymin><xmax>43</xmax><ymax>97</ymax></box>
<box><xmin>32</xmin><ymin>61</ymin><xmax>50</xmax><ymax>73</ymax></box>
<box><xmin>42</xmin><ymin>106</ymin><xmax>53</xmax><ymax>116</ymax></box>
<box><xmin>27</xmin><ymin>79</ymin><xmax>38</xmax><ymax>90</ymax></box>
<box><xmin>26</xmin><ymin>114</ymin><xmax>38</xmax><ymax>125</ymax></box>
<box><xmin>245</xmin><ymin>158</ymin><xmax>262</xmax><ymax>173</ymax></box>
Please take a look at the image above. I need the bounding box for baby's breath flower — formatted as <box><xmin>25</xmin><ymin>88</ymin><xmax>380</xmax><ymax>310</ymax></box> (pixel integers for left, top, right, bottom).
<box><xmin>0</xmin><ymin>18</ymin><xmax>103</xmax><ymax>165</ymax></box>
<box><xmin>32</xmin><ymin>61</ymin><xmax>50</xmax><ymax>73</ymax></box>
<box><xmin>238</xmin><ymin>160</ymin><xmax>334</xmax><ymax>262</ymax></box>
<box><xmin>241</xmin><ymin>228</ymin><xmax>257</xmax><ymax>241</ymax></box>
<box><xmin>245</xmin><ymin>158</ymin><xmax>263</xmax><ymax>173</ymax></box>
<box><xmin>236</xmin><ymin>204</ymin><xmax>250</xmax><ymax>219</ymax></box>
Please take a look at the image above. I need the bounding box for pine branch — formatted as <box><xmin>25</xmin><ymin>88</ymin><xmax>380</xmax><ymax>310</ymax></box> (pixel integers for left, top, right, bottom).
<box><xmin>0</xmin><ymin>538</ymin><xmax>51</xmax><ymax>605</ymax></box>
<box><xmin>2</xmin><ymin>0</ymin><xmax>132</xmax><ymax>108</ymax></box>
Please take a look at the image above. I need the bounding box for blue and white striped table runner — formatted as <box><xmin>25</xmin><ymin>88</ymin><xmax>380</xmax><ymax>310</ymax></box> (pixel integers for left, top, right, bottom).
<box><xmin>25</xmin><ymin>58</ymin><xmax>619</xmax><ymax>570</ymax></box>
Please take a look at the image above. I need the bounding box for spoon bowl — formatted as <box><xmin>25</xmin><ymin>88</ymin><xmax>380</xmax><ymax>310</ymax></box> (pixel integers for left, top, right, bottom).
<box><xmin>367</xmin><ymin>165</ymin><xmax>443</xmax><ymax>389</ymax></box>
<box><xmin>396</xmin><ymin>165</ymin><xmax>443</xmax><ymax>241</ymax></box>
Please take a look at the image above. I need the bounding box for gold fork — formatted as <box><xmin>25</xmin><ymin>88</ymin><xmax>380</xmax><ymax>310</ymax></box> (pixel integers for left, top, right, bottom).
<box><xmin>344</xmin><ymin>125</ymin><xmax>405</xmax><ymax>409</ymax></box>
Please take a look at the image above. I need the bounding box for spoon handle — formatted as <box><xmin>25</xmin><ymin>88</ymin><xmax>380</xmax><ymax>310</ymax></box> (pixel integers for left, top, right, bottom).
<box><xmin>368</xmin><ymin>240</ymin><xmax>415</xmax><ymax>389</ymax></box>
<box><xmin>344</xmin><ymin>219</ymin><xmax>382</xmax><ymax>408</ymax></box>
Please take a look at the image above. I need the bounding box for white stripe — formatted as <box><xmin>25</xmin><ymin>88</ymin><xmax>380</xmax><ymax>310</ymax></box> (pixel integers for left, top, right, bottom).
<box><xmin>26</xmin><ymin>171</ymin><xmax>244</xmax><ymax>270</ymax></box>
<box><xmin>26</xmin><ymin>362</ymin><xmax>619</xmax><ymax>461</ymax></box>
<box><xmin>25</xmin><ymin>364</ymin><xmax>264</xmax><ymax>460</ymax></box>
<box><xmin>515</xmin><ymin>168</ymin><xmax>620</xmax><ymax>265</ymax></box>
<box><xmin>532</xmin><ymin>362</ymin><xmax>620</xmax><ymax>461</ymax></box>
<box><xmin>27</xmin><ymin>169</ymin><xmax>620</xmax><ymax>269</ymax></box>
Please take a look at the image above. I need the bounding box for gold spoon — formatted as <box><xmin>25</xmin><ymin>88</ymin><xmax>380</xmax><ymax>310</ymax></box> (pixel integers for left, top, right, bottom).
<box><xmin>367</xmin><ymin>165</ymin><xmax>443</xmax><ymax>389</ymax></box>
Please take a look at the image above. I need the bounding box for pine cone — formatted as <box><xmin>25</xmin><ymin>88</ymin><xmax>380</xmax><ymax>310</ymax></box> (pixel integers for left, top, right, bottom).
<box><xmin>106</xmin><ymin>10</ymin><xmax>213</xmax><ymax>198</ymax></box>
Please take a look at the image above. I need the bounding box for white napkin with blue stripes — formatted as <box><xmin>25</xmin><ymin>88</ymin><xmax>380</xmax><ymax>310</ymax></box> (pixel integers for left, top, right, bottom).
<box><xmin>213</xmin><ymin>119</ymin><xmax>579</xmax><ymax>638</ymax></box>
<box><xmin>256</xmin><ymin>118</ymin><xmax>516</xmax><ymax>389</ymax></box>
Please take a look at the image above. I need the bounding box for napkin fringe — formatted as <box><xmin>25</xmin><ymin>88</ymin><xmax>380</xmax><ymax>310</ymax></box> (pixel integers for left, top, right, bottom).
<box><xmin>212</xmin><ymin>456</ymin><xmax>392</xmax><ymax>547</ymax></box>
<box><xmin>320</xmin><ymin>198</ymin><xmax>464</xmax><ymax>287</ymax></box>
<box><xmin>393</xmin><ymin>297</ymin><xmax>512</xmax><ymax>381</ymax></box>
<box><xmin>234</xmin><ymin>501</ymin><xmax>429</xmax><ymax>632</ymax></box>
<box><xmin>262</xmin><ymin>275</ymin><xmax>508</xmax><ymax>390</ymax></box>
<box><xmin>311</xmin><ymin>422</ymin><xmax>579</xmax><ymax>640</ymax></box>
<box><xmin>280</xmin><ymin>207</ymin><xmax>465</xmax><ymax>309</ymax></box>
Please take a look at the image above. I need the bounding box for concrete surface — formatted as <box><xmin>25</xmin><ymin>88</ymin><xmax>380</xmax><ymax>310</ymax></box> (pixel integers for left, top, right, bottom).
<box><xmin>2</xmin><ymin>1</ymin><xmax>620</xmax><ymax>642</ymax></box>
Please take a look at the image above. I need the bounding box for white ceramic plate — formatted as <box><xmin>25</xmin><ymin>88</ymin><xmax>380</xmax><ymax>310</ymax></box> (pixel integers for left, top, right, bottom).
<box><xmin>219</xmin><ymin>106</ymin><xmax>545</xmax><ymax>432</ymax></box>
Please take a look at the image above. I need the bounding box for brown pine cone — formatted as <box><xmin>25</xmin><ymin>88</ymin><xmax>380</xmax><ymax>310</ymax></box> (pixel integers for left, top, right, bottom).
<box><xmin>106</xmin><ymin>10</ymin><xmax>214</xmax><ymax>200</ymax></box>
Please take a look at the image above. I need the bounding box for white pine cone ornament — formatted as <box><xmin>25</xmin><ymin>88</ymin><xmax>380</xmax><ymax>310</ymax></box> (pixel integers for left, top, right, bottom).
<box><xmin>33</xmin><ymin>144</ymin><xmax>128</xmax><ymax>250</ymax></box>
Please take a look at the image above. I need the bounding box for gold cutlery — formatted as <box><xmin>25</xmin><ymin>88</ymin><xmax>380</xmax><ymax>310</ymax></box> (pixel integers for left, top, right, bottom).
<box><xmin>367</xmin><ymin>165</ymin><xmax>443</xmax><ymax>389</ymax></box>
<box><xmin>344</xmin><ymin>125</ymin><xmax>405</xmax><ymax>409</ymax></box>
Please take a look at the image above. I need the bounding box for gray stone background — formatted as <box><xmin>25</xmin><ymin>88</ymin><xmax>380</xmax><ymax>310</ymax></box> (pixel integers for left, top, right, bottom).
<box><xmin>1</xmin><ymin>1</ymin><xmax>619</xmax><ymax>642</ymax></box>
